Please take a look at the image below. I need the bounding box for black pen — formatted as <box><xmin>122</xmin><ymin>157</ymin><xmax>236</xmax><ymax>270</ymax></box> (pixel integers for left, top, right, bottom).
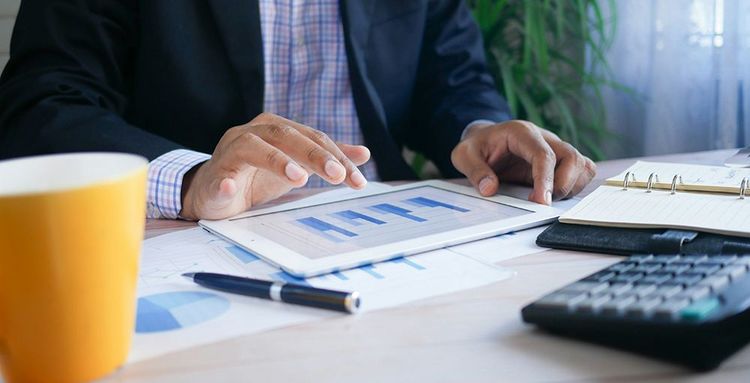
<box><xmin>182</xmin><ymin>272</ymin><xmax>361</xmax><ymax>314</ymax></box>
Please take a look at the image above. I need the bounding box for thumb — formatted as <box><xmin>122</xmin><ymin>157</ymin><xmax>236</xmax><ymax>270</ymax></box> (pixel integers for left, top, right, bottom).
<box><xmin>451</xmin><ymin>143</ymin><xmax>498</xmax><ymax>196</ymax></box>
<box><xmin>191</xmin><ymin>172</ymin><xmax>245</xmax><ymax>220</ymax></box>
<box><xmin>215</xmin><ymin>177</ymin><xmax>238</xmax><ymax>200</ymax></box>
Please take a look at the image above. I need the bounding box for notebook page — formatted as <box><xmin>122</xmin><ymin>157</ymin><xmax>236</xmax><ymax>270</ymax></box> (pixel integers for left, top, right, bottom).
<box><xmin>605</xmin><ymin>161</ymin><xmax>750</xmax><ymax>194</ymax></box>
<box><xmin>560</xmin><ymin>185</ymin><xmax>750</xmax><ymax>237</ymax></box>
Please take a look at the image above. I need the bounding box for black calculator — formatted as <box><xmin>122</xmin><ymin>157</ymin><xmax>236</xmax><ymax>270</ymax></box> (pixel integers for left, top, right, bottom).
<box><xmin>522</xmin><ymin>254</ymin><xmax>750</xmax><ymax>370</ymax></box>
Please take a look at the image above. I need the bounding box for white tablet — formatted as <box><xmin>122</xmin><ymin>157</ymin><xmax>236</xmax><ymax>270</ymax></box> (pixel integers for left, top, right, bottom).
<box><xmin>199</xmin><ymin>180</ymin><xmax>560</xmax><ymax>277</ymax></box>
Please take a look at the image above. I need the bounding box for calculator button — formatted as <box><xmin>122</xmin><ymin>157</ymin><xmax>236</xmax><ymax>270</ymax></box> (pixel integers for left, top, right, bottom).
<box><xmin>561</xmin><ymin>281</ymin><xmax>609</xmax><ymax>294</ymax></box>
<box><xmin>574</xmin><ymin>294</ymin><xmax>612</xmax><ymax>313</ymax></box>
<box><xmin>601</xmin><ymin>283</ymin><xmax>633</xmax><ymax>296</ymax></box>
<box><xmin>582</xmin><ymin>271</ymin><xmax>617</xmax><ymax>283</ymax></box>
<box><xmin>600</xmin><ymin>295</ymin><xmax>638</xmax><ymax>315</ymax></box>
<box><xmin>664</xmin><ymin>274</ymin><xmax>703</xmax><ymax>287</ymax></box>
<box><xmin>650</xmin><ymin>284</ymin><xmax>684</xmax><ymax>299</ymax></box>
<box><xmin>670</xmin><ymin>261</ymin><xmax>694</xmax><ymax>268</ymax></box>
<box><xmin>653</xmin><ymin>255</ymin><xmax>680</xmax><ymax>263</ymax></box>
<box><xmin>689</xmin><ymin>264</ymin><xmax>721</xmax><ymax>276</ymax></box>
<box><xmin>627</xmin><ymin>254</ymin><xmax>653</xmax><ymax>263</ymax></box>
<box><xmin>637</xmin><ymin>273</ymin><xmax>672</xmax><ymax>285</ymax></box>
<box><xmin>732</xmin><ymin>256</ymin><xmax>750</xmax><ymax>267</ymax></box>
<box><xmin>661</xmin><ymin>264</ymin><xmax>691</xmax><ymax>275</ymax></box>
<box><xmin>680</xmin><ymin>255</ymin><xmax>708</xmax><ymax>264</ymax></box>
<box><xmin>672</xmin><ymin>286</ymin><xmax>711</xmax><ymax>302</ymax></box>
<box><xmin>632</xmin><ymin>263</ymin><xmax>663</xmax><ymax>274</ymax></box>
<box><xmin>715</xmin><ymin>265</ymin><xmax>748</xmax><ymax>281</ymax></box>
<box><xmin>625</xmin><ymin>297</ymin><xmax>663</xmax><ymax>318</ymax></box>
<box><xmin>680</xmin><ymin>298</ymin><xmax>721</xmax><ymax>321</ymax></box>
<box><xmin>698</xmin><ymin>275</ymin><xmax>730</xmax><ymax>292</ymax></box>
<box><xmin>708</xmin><ymin>255</ymin><xmax>738</xmax><ymax>265</ymax></box>
<box><xmin>627</xmin><ymin>284</ymin><xmax>657</xmax><ymax>297</ymax></box>
<box><xmin>653</xmin><ymin>299</ymin><xmax>691</xmax><ymax>320</ymax></box>
<box><xmin>535</xmin><ymin>292</ymin><xmax>588</xmax><ymax>310</ymax></box>
<box><xmin>610</xmin><ymin>272</ymin><xmax>644</xmax><ymax>284</ymax></box>
<box><xmin>607</xmin><ymin>262</ymin><xmax>637</xmax><ymax>273</ymax></box>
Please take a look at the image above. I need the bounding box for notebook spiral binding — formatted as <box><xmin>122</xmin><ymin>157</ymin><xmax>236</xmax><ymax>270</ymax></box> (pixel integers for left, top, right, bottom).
<box><xmin>622</xmin><ymin>172</ymin><xmax>636</xmax><ymax>190</ymax></box>
<box><xmin>619</xmin><ymin>173</ymin><xmax>748</xmax><ymax>199</ymax></box>
<box><xmin>646</xmin><ymin>173</ymin><xmax>659</xmax><ymax>193</ymax></box>
<box><xmin>670</xmin><ymin>175</ymin><xmax>683</xmax><ymax>195</ymax></box>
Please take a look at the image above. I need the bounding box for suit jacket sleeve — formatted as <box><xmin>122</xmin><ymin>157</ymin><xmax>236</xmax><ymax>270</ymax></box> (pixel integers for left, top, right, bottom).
<box><xmin>406</xmin><ymin>0</ymin><xmax>512</xmax><ymax>177</ymax></box>
<box><xmin>0</xmin><ymin>0</ymin><xmax>181</xmax><ymax>160</ymax></box>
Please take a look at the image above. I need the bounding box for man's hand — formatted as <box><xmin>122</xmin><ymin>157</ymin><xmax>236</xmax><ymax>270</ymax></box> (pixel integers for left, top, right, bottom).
<box><xmin>451</xmin><ymin>120</ymin><xmax>596</xmax><ymax>205</ymax></box>
<box><xmin>180</xmin><ymin>113</ymin><xmax>371</xmax><ymax>220</ymax></box>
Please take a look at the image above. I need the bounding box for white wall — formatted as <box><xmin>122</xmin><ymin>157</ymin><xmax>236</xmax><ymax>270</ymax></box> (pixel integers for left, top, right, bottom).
<box><xmin>0</xmin><ymin>0</ymin><xmax>20</xmax><ymax>73</ymax></box>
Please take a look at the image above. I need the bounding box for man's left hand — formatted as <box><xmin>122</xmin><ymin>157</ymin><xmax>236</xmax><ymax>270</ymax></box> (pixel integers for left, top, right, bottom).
<box><xmin>451</xmin><ymin>120</ymin><xmax>596</xmax><ymax>205</ymax></box>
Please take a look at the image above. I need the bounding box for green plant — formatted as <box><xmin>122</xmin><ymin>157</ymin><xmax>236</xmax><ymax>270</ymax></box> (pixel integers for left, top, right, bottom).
<box><xmin>471</xmin><ymin>0</ymin><xmax>620</xmax><ymax>160</ymax></box>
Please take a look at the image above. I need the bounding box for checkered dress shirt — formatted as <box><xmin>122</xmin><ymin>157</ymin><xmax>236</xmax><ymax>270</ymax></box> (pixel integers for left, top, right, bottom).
<box><xmin>147</xmin><ymin>0</ymin><xmax>376</xmax><ymax>218</ymax></box>
<box><xmin>146</xmin><ymin>1</ymin><xmax>487</xmax><ymax>219</ymax></box>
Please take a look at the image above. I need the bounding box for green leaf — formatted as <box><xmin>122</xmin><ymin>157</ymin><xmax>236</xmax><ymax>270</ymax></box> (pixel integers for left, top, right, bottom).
<box><xmin>467</xmin><ymin>0</ymin><xmax>632</xmax><ymax>161</ymax></box>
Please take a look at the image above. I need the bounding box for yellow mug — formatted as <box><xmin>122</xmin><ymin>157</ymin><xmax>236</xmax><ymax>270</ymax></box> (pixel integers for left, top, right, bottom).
<box><xmin>0</xmin><ymin>153</ymin><xmax>147</xmax><ymax>383</ymax></box>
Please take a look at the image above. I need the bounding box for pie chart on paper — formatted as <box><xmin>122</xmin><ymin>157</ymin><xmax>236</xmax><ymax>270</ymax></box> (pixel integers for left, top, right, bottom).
<box><xmin>135</xmin><ymin>291</ymin><xmax>230</xmax><ymax>333</ymax></box>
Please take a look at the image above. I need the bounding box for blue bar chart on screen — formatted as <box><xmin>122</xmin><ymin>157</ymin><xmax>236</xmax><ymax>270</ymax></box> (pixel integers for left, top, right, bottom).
<box><xmin>235</xmin><ymin>186</ymin><xmax>532</xmax><ymax>260</ymax></box>
<box><xmin>330</xmin><ymin>210</ymin><xmax>386</xmax><ymax>226</ymax></box>
<box><xmin>368</xmin><ymin>203</ymin><xmax>428</xmax><ymax>222</ymax></box>
<box><xmin>404</xmin><ymin>196</ymin><xmax>470</xmax><ymax>212</ymax></box>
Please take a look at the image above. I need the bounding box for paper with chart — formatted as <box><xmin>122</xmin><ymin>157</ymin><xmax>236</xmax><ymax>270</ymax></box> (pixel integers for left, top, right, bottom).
<box><xmin>130</xmin><ymin>184</ymin><xmax>518</xmax><ymax>363</ymax></box>
<box><xmin>131</xmin><ymin>228</ymin><xmax>512</xmax><ymax>362</ymax></box>
<box><xmin>606</xmin><ymin>161</ymin><xmax>750</xmax><ymax>194</ymax></box>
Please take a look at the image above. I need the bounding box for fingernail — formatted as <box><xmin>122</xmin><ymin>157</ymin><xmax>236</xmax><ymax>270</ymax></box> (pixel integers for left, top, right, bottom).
<box><xmin>479</xmin><ymin>177</ymin><xmax>494</xmax><ymax>195</ymax></box>
<box><xmin>285</xmin><ymin>162</ymin><xmax>307</xmax><ymax>181</ymax></box>
<box><xmin>545</xmin><ymin>190</ymin><xmax>553</xmax><ymax>205</ymax></box>
<box><xmin>351</xmin><ymin>170</ymin><xmax>367</xmax><ymax>187</ymax></box>
<box><xmin>325</xmin><ymin>160</ymin><xmax>345</xmax><ymax>179</ymax></box>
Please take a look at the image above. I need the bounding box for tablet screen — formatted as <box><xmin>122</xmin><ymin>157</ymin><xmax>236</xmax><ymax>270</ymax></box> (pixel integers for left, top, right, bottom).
<box><xmin>230</xmin><ymin>186</ymin><xmax>532</xmax><ymax>259</ymax></box>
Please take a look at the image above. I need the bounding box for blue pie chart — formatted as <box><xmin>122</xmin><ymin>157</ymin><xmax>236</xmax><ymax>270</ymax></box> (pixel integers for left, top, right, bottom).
<box><xmin>135</xmin><ymin>291</ymin><xmax>230</xmax><ymax>333</ymax></box>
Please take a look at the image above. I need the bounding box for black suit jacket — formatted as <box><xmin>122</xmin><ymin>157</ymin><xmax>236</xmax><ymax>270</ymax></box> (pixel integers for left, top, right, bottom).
<box><xmin>0</xmin><ymin>0</ymin><xmax>511</xmax><ymax>180</ymax></box>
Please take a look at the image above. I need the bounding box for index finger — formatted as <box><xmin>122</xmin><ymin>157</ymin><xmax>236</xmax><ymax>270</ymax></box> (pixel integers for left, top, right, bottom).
<box><xmin>504</xmin><ymin>123</ymin><xmax>556</xmax><ymax>205</ymax></box>
<box><xmin>295</xmin><ymin>125</ymin><xmax>368</xmax><ymax>189</ymax></box>
<box><xmin>255</xmin><ymin>114</ymin><xmax>368</xmax><ymax>189</ymax></box>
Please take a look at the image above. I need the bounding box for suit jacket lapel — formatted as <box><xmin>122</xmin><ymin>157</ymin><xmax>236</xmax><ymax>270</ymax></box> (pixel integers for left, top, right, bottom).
<box><xmin>206</xmin><ymin>0</ymin><xmax>264</xmax><ymax>119</ymax></box>
<box><xmin>340</xmin><ymin>0</ymin><xmax>415</xmax><ymax>180</ymax></box>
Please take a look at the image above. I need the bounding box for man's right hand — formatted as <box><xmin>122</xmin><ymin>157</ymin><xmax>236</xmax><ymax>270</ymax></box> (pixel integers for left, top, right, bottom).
<box><xmin>179</xmin><ymin>113</ymin><xmax>371</xmax><ymax>220</ymax></box>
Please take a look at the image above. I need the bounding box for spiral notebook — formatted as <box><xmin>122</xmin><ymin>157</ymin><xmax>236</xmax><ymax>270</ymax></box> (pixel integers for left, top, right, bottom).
<box><xmin>559</xmin><ymin>161</ymin><xmax>750</xmax><ymax>238</ymax></box>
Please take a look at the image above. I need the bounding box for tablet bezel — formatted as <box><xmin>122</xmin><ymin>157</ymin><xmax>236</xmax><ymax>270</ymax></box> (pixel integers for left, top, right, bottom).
<box><xmin>199</xmin><ymin>180</ymin><xmax>560</xmax><ymax>277</ymax></box>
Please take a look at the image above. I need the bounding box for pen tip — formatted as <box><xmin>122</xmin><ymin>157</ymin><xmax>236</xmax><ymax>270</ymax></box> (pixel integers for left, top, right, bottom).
<box><xmin>182</xmin><ymin>272</ymin><xmax>196</xmax><ymax>279</ymax></box>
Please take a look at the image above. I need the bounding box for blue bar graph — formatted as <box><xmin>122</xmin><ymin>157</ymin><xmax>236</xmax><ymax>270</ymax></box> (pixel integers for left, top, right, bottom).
<box><xmin>225</xmin><ymin>245</ymin><xmax>260</xmax><ymax>264</ymax></box>
<box><xmin>297</xmin><ymin>217</ymin><xmax>358</xmax><ymax>241</ymax></box>
<box><xmin>369</xmin><ymin>204</ymin><xmax>426</xmax><ymax>222</ymax></box>
<box><xmin>333</xmin><ymin>210</ymin><xmax>386</xmax><ymax>225</ymax></box>
<box><xmin>359</xmin><ymin>265</ymin><xmax>385</xmax><ymax>279</ymax></box>
<box><xmin>405</xmin><ymin>197</ymin><xmax>470</xmax><ymax>213</ymax></box>
<box><xmin>332</xmin><ymin>271</ymin><xmax>349</xmax><ymax>281</ymax></box>
<box><xmin>273</xmin><ymin>271</ymin><xmax>311</xmax><ymax>287</ymax></box>
<box><xmin>391</xmin><ymin>257</ymin><xmax>426</xmax><ymax>270</ymax></box>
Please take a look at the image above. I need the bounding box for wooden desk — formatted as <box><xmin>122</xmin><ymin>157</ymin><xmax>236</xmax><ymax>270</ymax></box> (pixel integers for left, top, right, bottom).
<box><xmin>105</xmin><ymin>149</ymin><xmax>750</xmax><ymax>383</ymax></box>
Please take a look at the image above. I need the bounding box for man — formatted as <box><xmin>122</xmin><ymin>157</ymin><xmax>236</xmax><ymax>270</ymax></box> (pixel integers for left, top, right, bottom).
<box><xmin>0</xmin><ymin>0</ymin><xmax>595</xmax><ymax>220</ymax></box>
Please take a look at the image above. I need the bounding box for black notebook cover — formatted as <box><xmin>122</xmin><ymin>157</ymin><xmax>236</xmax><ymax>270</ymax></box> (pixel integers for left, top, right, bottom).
<box><xmin>536</xmin><ymin>221</ymin><xmax>750</xmax><ymax>255</ymax></box>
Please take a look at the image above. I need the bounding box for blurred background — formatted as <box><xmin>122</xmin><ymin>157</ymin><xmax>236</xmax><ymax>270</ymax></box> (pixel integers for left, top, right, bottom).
<box><xmin>1</xmin><ymin>0</ymin><xmax>748</xmax><ymax>162</ymax></box>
